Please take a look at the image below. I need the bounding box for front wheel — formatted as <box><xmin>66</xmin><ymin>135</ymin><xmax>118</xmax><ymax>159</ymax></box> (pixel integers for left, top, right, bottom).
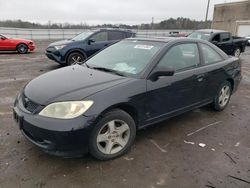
<box><xmin>213</xmin><ymin>81</ymin><xmax>232</xmax><ymax>111</ymax></box>
<box><xmin>17</xmin><ymin>44</ymin><xmax>28</xmax><ymax>54</ymax></box>
<box><xmin>67</xmin><ymin>52</ymin><xmax>85</xmax><ymax>66</ymax></box>
<box><xmin>89</xmin><ymin>109</ymin><xmax>136</xmax><ymax>160</ymax></box>
<box><xmin>233</xmin><ymin>48</ymin><xmax>241</xmax><ymax>57</ymax></box>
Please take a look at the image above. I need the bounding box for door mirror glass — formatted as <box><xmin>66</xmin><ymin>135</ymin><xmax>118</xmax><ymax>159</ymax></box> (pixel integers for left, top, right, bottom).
<box><xmin>88</xmin><ymin>38</ymin><xmax>95</xmax><ymax>44</ymax></box>
<box><xmin>149</xmin><ymin>67</ymin><xmax>175</xmax><ymax>81</ymax></box>
<box><xmin>212</xmin><ymin>41</ymin><xmax>218</xmax><ymax>45</ymax></box>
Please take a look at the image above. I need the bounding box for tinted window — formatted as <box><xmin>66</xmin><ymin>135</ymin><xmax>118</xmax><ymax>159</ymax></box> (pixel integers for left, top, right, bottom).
<box><xmin>221</xmin><ymin>33</ymin><xmax>230</xmax><ymax>42</ymax></box>
<box><xmin>108</xmin><ymin>31</ymin><xmax>126</xmax><ymax>40</ymax></box>
<box><xmin>200</xmin><ymin>43</ymin><xmax>223</xmax><ymax>64</ymax></box>
<box><xmin>157</xmin><ymin>43</ymin><xmax>200</xmax><ymax>71</ymax></box>
<box><xmin>212</xmin><ymin>34</ymin><xmax>220</xmax><ymax>42</ymax></box>
<box><xmin>92</xmin><ymin>32</ymin><xmax>108</xmax><ymax>42</ymax></box>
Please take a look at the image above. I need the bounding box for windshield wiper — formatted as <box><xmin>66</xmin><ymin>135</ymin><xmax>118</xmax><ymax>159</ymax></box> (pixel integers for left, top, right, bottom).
<box><xmin>92</xmin><ymin>66</ymin><xmax>125</xmax><ymax>76</ymax></box>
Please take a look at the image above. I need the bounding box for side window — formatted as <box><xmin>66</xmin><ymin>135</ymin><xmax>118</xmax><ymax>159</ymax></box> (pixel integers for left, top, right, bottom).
<box><xmin>92</xmin><ymin>32</ymin><xmax>108</xmax><ymax>42</ymax></box>
<box><xmin>157</xmin><ymin>43</ymin><xmax>200</xmax><ymax>71</ymax></box>
<box><xmin>108</xmin><ymin>31</ymin><xmax>126</xmax><ymax>40</ymax></box>
<box><xmin>212</xmin><ymin>34</ymin><xmax>220</xmax><ymax>42</ymax></box>
<box><xmin>221</xmin><ymin>33</ymin><xmax>230</xmax><ymax>42</ymax></box>
<box><xmin>200</xmin><ymin>43</ymin><xmax>223</xmax><ymax>64</ymax></box>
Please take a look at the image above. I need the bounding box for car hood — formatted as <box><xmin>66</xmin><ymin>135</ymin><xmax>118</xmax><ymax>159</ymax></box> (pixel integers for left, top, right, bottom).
<box><xmin>24</xmin><ymin>65</ymin><xmax>131</xmax><ymax>105</ymax></box>
<box><xmin>48</xmin><ymin>39</ymin><xmax>76</xmax><ymax>47</ymax></box>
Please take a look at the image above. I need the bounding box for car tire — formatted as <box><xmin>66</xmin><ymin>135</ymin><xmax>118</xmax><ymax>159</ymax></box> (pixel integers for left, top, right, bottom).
<box><xmin>17</xmin><ymin>44</ymin><xmax>28</xmax><ymax>54</ymax></box>
<box><xmin>213</xmin><ymin>81</ymin><xmax>232</xmax><ymax>111</ymax></box>
<box><xmin>233</xmin><ymin>47</ymin><xmax>241</xmax><ymax>57</ymax></box>
<box><xmin>67</xmin><ymin>52</ymin><xmax>85</xmax><ymax>66</ymax></box>
<box><xmin>89</xmin><ymin>109</ymin><xmax>136</xmax><ymax>160</ymax></box>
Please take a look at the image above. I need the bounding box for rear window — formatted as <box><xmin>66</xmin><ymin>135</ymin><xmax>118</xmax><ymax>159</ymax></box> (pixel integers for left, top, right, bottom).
<box><xmin>221</xmin><ymin>33</ymin><xmax>230</xmax><ymax>42</ymax></box>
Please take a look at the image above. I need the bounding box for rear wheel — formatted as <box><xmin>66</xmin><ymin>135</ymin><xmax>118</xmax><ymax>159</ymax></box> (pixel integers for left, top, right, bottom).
<box><xmin>67</xmin><ymin>52</ymin><xmax>85</xmax><ymax>66</ymax></box>
<box><xmin>213</xmin><ymin>81</ymin><xmax>232</xmax><ymax>111</ymax></box>
<box><xmin>89</xmin><ymin>109</ymin><xmax>136</xmax><ymax>160</ymax></box>
<box><xmin>17</xmin><ymin>44</ymin><xmax>28</xmax><ymax>54</ymax></box>
<box><xmin>233</xmin><ymin>48</ymin><xmax>241</xmax><ymax>57</ymax></box>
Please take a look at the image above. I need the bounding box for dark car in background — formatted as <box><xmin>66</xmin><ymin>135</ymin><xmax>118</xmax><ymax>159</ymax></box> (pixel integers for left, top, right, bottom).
<box><xmin>45</xmin><ymin>28</ymin><xmax>135</xmax><ymax>65</ymax></box>
<box><xmin>188</xmin><ymin>29</ymin><xmax>248</xmax><ymax>57</ymax></box>
<box><xmin>14</xmin><ymin>38</ymin><xmax>241</xmax><ymax>160</ymax></box>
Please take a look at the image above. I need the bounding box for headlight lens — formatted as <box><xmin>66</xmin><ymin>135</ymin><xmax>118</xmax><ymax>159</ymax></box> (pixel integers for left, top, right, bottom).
<box><xmin>39</xmin><ymin>101</ymin><xmax>93</xmax><ymax>119</ymax></box>
<box><xmin>54</xmin><ymin>45</ymin><xmax>66</xmax><ymax>50</ymax></box>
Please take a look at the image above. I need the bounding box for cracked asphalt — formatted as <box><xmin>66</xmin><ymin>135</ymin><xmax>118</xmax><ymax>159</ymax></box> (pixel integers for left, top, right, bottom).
<box><xmin>0</xmin><ymin>41</ymin><xmax>250</xmax><ymax>188</ymax></box>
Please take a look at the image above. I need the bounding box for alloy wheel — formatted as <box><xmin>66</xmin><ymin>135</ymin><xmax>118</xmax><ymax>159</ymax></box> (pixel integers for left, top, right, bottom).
<box><xmin>218</xmin><ymin>85</ymin><xmax>230</xmax><ymax>108</ymax></box>
<box><xmin>96</xmin><ymin>120</ymin><xmax>130</xmax><ymax>155</ymax></box>
<box><xmin>234</xmin><ymin>48</ymin><xmax>241</xmax><ymax>57</ymax></box>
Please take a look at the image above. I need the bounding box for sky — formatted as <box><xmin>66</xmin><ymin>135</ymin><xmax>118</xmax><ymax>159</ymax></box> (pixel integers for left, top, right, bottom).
<box><xmin>0</xmin><ymin>0</ymin><xmax>246</xmax><ymax>25</ymax></box>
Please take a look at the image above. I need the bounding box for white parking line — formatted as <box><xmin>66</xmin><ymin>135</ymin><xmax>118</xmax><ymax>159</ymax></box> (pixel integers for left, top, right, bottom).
<box><xmin>187</xmin><ymin>121</ymin><xmax>222</xmax><ymax>137</ymax></box>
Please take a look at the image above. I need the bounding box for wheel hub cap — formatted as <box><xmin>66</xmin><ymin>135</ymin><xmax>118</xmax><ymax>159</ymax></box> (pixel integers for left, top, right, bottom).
<box><xmin>97</xmin><ymin>120</ymin><xmax>130</xmax><ymax>155</ymax></box>
<box><xmin>218</xmin><ymin>86</ymin><xmax>230</xmax><ymax>108</ymax></box>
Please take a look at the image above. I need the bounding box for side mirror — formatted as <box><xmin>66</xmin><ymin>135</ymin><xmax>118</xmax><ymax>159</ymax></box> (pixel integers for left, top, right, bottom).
<box><xmin>212</xmin><ymin>41</ymin><xmax>218</xmax><ymax>45</ymax></box>
<box><xmin>149</xmin><ymin>67</ymin><xmax>175</xmax><ymax>81</ymax></box>
<box><xmin>88</xmin><ymin>38</ymin><xmax>95</xmax><ymax>45</ymax></box>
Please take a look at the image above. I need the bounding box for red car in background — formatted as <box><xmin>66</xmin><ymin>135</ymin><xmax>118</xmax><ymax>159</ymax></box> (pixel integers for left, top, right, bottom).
<box><xmin>0</xmin><ymin>34</ymin><xmax>35</xmax><ymax>54</ymax></box>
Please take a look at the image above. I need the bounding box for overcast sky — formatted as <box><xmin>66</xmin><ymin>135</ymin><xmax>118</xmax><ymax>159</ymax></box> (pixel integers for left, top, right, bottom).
<box><xmin>0</xmin><ymin>0</ymin><xmax>245</xmax><ymax>25</ymax></box>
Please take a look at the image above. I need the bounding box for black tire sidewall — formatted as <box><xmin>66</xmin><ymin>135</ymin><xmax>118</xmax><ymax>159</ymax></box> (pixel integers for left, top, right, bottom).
<box><xmin>17</xmin><ymin>44</ymin><xmax>28</xmax><ymax>54</ymax></box>
<box><xmin>67</xmin><ymin>52</ymin><xmax>85</xmax><ymax>66</ymax></box>
<box><xmin>89</xmin><ymin>109</ymin><xmax>136</xmax><ymax>160</ymax></box>
<box><xmin>214</xmin><ymin>81</ymin><xmax>232</xmax><ymax>111</ymax></box>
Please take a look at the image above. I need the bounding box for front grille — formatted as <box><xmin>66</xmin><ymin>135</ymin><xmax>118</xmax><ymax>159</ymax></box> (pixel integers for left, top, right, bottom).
<box><xmin>22</xmin><ymin>94</ymin><xmax>40</xmax><ymax>113</ymax></box>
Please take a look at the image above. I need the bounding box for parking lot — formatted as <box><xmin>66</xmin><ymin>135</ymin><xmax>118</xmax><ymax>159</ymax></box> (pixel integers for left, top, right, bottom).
<box><xmin>0</xmin><ymin>41</ymin><xmax>250</xmax><ymax>188</ymax></box>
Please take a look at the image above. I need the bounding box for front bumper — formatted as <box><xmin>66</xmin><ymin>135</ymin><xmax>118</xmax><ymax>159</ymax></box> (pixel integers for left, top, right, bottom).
<box><xmin>13</xmin><ymin>97</ymin><xmax>96</xmax><ymax>157</ymax></box>
<box><xmin>45</xmin><ymin>47</ymin><xmax>65</xmax><ymax>64</ymax></box>
<box><xmin>28</xmin><ymin>45</ymin><xmax>35</xmax><ymax>52</ymax></box>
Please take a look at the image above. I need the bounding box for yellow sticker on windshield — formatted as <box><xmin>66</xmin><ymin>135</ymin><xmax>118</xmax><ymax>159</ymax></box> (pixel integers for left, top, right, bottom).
<box><xmin>134</xmin><ymin>45</ymin><xmax>154</xmax><ymax>50</ymax></box>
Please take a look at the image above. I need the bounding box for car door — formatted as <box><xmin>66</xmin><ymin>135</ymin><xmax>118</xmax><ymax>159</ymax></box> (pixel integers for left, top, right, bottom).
<box><xmin>145</xmin><ymin>42</ymin><xmax>208</xmax><ymax>123</ymax></box>
<box><xmin>88</xmin><ymin>31</ymin><xmax>110</xmax><ymax>55</ymax></box>
<box><xmin>0</xmin><ymin>35</ymin><xmax>11</xmax><ymax>50</ymax></box>
<box><xmin>218</xmin><ymin>32</ymin><xmax>234</xmax><ymax>55</ymax></box>
<box><xmin>199</xmin><ymin>43</ymin><xmax>226</xmax><ymax>99</ymax></box>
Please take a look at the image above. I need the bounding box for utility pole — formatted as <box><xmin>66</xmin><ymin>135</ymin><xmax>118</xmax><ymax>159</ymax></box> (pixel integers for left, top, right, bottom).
<box><xmin>151</xmin><ymin>17</ymin><xmax>154</xmax><ymax>29</ymax></box>
<box><xmin>205</xmin><ymin>0</ymin><xmax>210</xmax><ymax>22</ymax></box>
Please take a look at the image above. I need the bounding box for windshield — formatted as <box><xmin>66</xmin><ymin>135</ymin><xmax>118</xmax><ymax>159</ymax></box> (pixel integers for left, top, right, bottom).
<box><xmin>188</xmin><ymin>32</ymin><xmax>211</xmax><ymax>41</ymax></box>
<box><xmin>86</xmin><ymin>40</ymin><xmax>165</xmax><ymax>77</ymax></box>
<box><xmin>71</xmin><ymin>31</ymin><xmax>94</xmax><ymax>41</ymax></box>
<box><xmin>0</xmin><ymin>34</ymin><xmax>7</xmax><ymax>38</ymax></box>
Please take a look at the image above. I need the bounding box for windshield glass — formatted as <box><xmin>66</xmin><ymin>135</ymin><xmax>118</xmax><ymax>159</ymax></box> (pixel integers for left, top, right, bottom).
<box><xmin>188</xmin><ymin>32</ymin><xmax>211</xmax><ymax>41</ymax></box>
<box><xmin>0</xmin><ymin>34</ymin><xmax>7</xmax><ymax>38</ymax></box>
<box><xmin>86</xmin><ymin>40</ymin><xmax>165</xmax><ymax>77</ymax></box>
<box><xmin>71</xmin><ymin>31</ymin><xmax>94</xmax><ymax>41</ymax></box>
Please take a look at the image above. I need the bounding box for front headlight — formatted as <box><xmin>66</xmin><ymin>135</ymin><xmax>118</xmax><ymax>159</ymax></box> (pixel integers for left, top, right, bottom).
<box><xmin>54</xmin><ymin>45</ymin><xmax>66</xmax><ymax>50</ymax></box>
<box><xmin>39</xmin><ymin>101</ymin><xmax>93</xmax><ymax>119</ymax></box>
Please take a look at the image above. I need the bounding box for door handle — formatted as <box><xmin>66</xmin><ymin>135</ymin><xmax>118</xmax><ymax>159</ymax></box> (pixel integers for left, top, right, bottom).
<box><xmin>196</xmin><ymin>74</ymin><xmax>205</xmax><ymax>82</ymax></box>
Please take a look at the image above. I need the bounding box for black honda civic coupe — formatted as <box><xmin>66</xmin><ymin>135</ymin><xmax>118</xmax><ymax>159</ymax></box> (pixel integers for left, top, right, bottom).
<box><xmin>13</xmin><ymin>38</ymin><xmax>242</xmax><ymax>160</ymax></box>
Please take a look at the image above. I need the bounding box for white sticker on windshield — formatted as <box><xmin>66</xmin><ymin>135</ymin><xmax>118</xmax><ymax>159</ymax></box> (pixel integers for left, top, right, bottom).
<box><xmin>134</xmin><ymin>45</ymin><xmax>154</xmax><ymax>50</ymax></box>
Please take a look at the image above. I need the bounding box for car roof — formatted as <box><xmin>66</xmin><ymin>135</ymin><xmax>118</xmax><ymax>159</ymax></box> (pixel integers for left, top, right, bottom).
<box><xmin>195</xmin><ymin>29</ymin><xmax>228</xmax><ymax>34</ymax></box>
<box><xmin>125</xmin><ymin>37</ymin><xmax>208</xmax><ymax>44</ymax></box>
<box><xmin>98</xmin><ymin>28</ymin><xmax>134</xmax><ymax>33</ymax></box>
